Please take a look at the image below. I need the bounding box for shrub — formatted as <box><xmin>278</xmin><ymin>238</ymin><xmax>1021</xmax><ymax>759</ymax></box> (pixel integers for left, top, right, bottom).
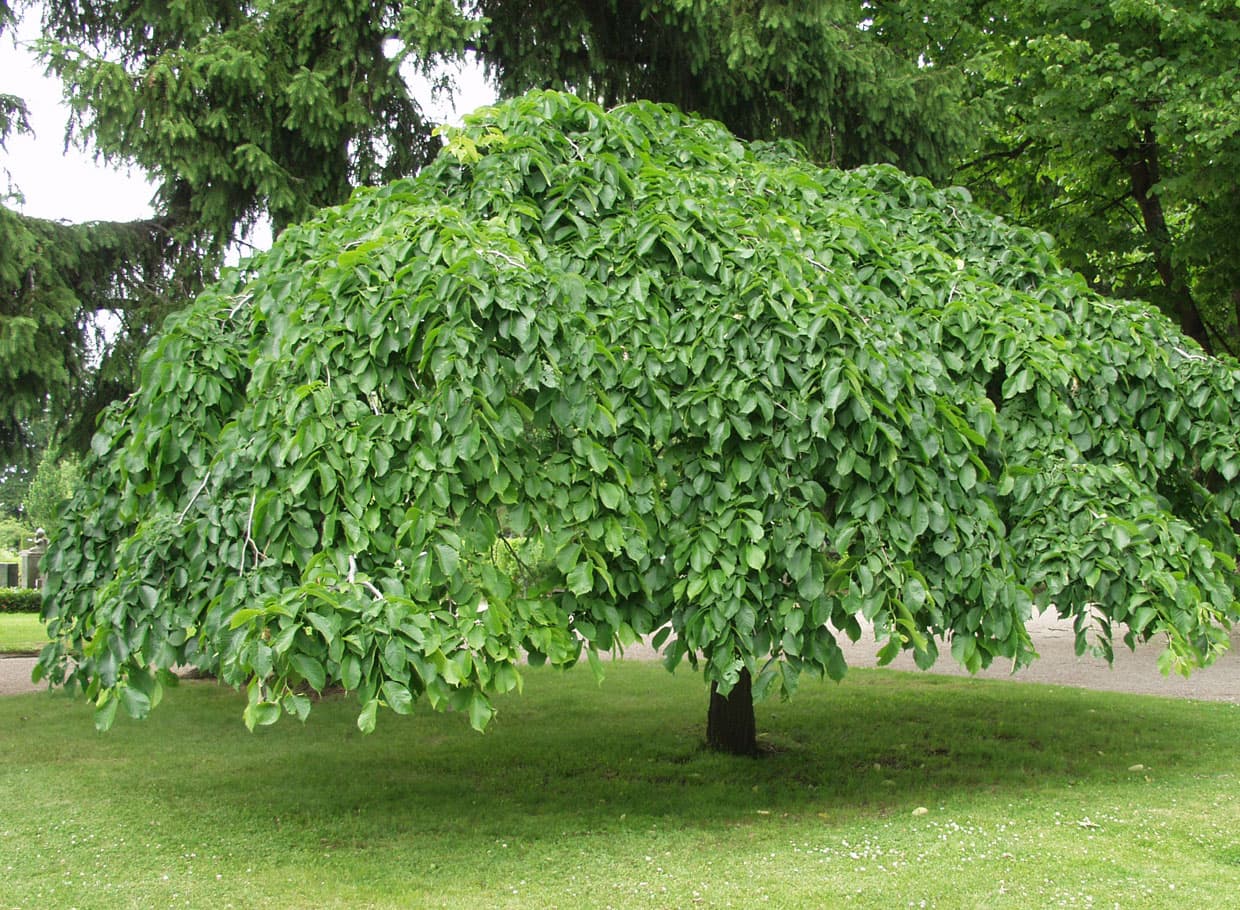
<box><xmin>0</xmin><ymin>588</ymin><xmax>43</xmax><ymax>613</ymax></box>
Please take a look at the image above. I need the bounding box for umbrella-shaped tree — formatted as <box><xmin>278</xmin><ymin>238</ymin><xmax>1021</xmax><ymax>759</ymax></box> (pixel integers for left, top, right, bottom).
<box><xmin>37</xmin><ymin>92</ymin><xmax>1240</xmax><ymax>755</ymax></box>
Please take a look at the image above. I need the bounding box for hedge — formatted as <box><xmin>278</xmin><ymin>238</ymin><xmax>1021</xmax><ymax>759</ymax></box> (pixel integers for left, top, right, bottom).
<box><xmin>0</xmin><ymin>588</ymin><xmax>43</xmax><ymax>613</ymax></box>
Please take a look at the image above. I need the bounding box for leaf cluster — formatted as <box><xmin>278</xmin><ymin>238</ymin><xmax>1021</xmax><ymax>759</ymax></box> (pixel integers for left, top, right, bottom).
<box><xmin>37</xmin><ymin>91</ymin><xmax>1240</xmax><ymax>734</ymax></box>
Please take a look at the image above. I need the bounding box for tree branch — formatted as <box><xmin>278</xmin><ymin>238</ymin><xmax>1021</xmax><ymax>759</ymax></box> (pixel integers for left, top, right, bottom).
<box><xmin>956</xmin><ymin>137</ymin><xmax>1036</xmax><ymax>175</ymax></box>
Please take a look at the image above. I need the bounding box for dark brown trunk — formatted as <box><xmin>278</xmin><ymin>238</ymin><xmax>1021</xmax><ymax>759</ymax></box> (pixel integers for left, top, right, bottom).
<box><xmin>706</xmin><ymin>667</ymin><xmax>758</xmax><ymax>756</ymax></box>
<box><xmin>1119</xmin><ymin>132</ymin><xmax>1213</xmax><ymax>353</ymax></box>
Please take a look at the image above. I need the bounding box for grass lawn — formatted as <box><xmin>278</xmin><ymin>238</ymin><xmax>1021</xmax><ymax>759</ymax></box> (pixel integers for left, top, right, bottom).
<box><xmin>0</xmin><ymin>612</ymin><xmax>48</xmax><ymax>655</ymax></box>
<box><xmin>2</xmin><ymin>661</ymin><xmax>1237</xmax><ymax>909</ymax></box>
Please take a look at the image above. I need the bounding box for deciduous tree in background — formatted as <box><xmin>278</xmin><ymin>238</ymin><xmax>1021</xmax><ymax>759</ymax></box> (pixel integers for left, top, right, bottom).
<box><xmin>21</xmin><ymin>444</ymin><xmax>79</xmax><ymax>532</ymax></box>
<box><xmin>885</xmin><ymin>0</ymin><xmax>1240</xmax><ymax>352</ymax></box>
<box><xmin>475</xmin><ymin>0</ymin><xmax>970</xmax><ymax>178</ymax></box>
<box><xmin>37</xmin><ymin>94</ymin><xmax>1240</xmax><ymax>754</ymax></box>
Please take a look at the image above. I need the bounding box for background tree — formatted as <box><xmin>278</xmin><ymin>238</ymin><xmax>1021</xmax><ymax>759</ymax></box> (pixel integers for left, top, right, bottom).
<box><xmin>474</xmin><ymin>0</ymin><xmax>971</xmax><ymax>179</ymax></box>
<box><xmin>21</xmin><ymin>443</ymin><xmax>79</xmax><ymax>532</ymax></box>
<box><xmin>0</xmin><ymin>413</ymin><xmax>59</xmax><ymax>526</ymax></box>
<box><xmin>882</xmin><ymin>0</ymin><xmax>1240</xmax><ymax>353</ymax></box>
<box><xmin>5</xmin><ymin>0</ymin><xmax>974</xmax><ymax>460</ymax></box>
<box><xmin>37</xmin><ymin>94</ymin><xmax>1240</xmax><ymax>753</ymax></box>
<box><xmin>0</xmin><ymin>205</ymin><xmax>208</xmax><ymax>454</ymax></box>
<box><xmin>2</xmin><ymin>0</ymin><xmax>478</xmax><ymax>457</ymax></box>
<box><xmin>0</xmin><ymin>515</ymin><xmax>32</xmax><ymax>555</ymax></box>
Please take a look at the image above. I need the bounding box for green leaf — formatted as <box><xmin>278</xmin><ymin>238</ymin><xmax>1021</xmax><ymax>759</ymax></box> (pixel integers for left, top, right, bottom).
<box><xmin>959</xmin><ymin>463</ymin><xmax>977</xmax><ymax>491</ymax></box>
<box><xmin>599</xmin><ymin>482</ymin><xmax>623</xmax><ymax>510</ymax></box>
<box><xmin>94</xmin><ymin>694</ymin><xmax>120</xmax><ymax>732</ymax></box>
<box><xmin>567</xmin><ymin>561</ymin><xmax>594</xmax><ymax>595</ymax></box>
<box><xmin>120</xmin><ymin>685</ymin><xmax>151</xmax><ymax>719</ymax></box>
<box><xmin>1131</xmin><ymin>606</ymin><xmax>1157</xmax><ymax>634</ymax></box>
<box><xmin>586</xmin><ymin>646</ymin><xmax>605</xmax><ymax>682</ymax></box>
<box><xmin>357</xmin><ymin>698</ymin><xmax>379</xmax><ymax>734</ymax></box>
<box><xmin>381</xmin><ymin>681</ymin><xmax>414</xmax><ymax>714</ymax></box>
<box><xmin>341</xmin><ymin>653</ymin><xmax>362</xmax><ymax>690</ymax></box>
<box><xmin>291</xmin><ymin>653</ymin><xmax>326</xmax><ymax>691</ymax></box>
<box><xmin>903</xmin><ymin>577</ymin><xmax>928</xmax><ymax>610</ymax></box>
<box><xmin>138</xmin><ymin>585</ymin><xmax>159</xmax><ymax>611</ymax></box>
<box><xmin>554</xmin><ymin>542</ymin><xmax>582</xmax><ymax>574</ymax></box>
<box><xmin>284</xmin><ymin>693</ymin><xmax>312</xmax><ymax>722</ymax></box>
<box><xmin>243</xmin><ymin>701</ymin><xmax>281</xmax><ymax>728</ymax></box>
<box><xmin>435</xmin><ymin>543</ymin><xmax>460</xmax><ymax>578</ymax></box>
<box><xmin>875</xmin><ymin>636</ymin><xmax>901</xmax><ymax>666</ymax></box>
<box><xmin>467</xmin><ymin>692</ymin><xmax>494</xmax><ymax>731</ymax></box>
<box><xmin>229</xmin><ymin>608</ymin><xmax>264</xmax><ymax>629</ymax></box>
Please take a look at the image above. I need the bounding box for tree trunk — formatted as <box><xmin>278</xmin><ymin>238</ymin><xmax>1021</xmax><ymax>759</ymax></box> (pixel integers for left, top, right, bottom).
<box><xmin>1119</xmin><ymin>132</ymin><xmax>1213</xmax><ymax>353</ymax></box>
<box><xmin>706</xmin><ymin>667</ymin><xmax>758</xmax><ymax>756</ymax></box>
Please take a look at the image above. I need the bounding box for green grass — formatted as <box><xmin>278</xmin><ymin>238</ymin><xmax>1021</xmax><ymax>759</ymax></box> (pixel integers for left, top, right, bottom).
<box><xmin>2</xmin><ymin>662</ymin><xmax>1238</xmax><ymax>909</ymax></box>
<box><xmin>0</xmin><ymin>612</ymin><xmax>48</xmax><ymax>654</ymax></box>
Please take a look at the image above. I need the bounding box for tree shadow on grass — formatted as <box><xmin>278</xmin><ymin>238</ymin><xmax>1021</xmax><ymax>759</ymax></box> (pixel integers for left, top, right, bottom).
<box><xmin>83</xmin><ymin>661</ymin><xmax>1231</xmax><ymax>844</ymax></box>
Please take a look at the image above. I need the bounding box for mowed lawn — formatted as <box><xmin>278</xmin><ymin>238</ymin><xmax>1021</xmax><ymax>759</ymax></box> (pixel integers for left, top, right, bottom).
<box><xmin>2</xmin><ymin>660</ymin><xmax>1237</xmax><ymax>909</ymax></box>
<box><xmin>0</xmin><ymin>612</ymin><xmax>49</xmax><ymax>654</ymax></box>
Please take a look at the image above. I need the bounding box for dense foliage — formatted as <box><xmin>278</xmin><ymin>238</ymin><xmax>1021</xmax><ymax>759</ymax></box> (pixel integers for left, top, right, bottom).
<box><xmin>36</xmin><ymin>93</ymin><xmax>1240</xmax><ymax>738</ymax></box>
<box><xmin>5</xmin><ymin>0</ymin><xmax>974</xmax><ymax>455</ymax></box>
<box><xmin>903</xmin><ymin>0</ymin><xmax>1240</xmax><ymax>352</ymax></box>
<box><xmin>0</xmin><ymin>588</ymin><xmax>41</xmax><ymax>613</ymax></box>
<box><xmin>476</xmin><ymin>0</ymin><xmax>970</xmax><ymax>179</ymax></box>
<box><xmin>0</xmin><ymin>206</ymin><xmax>207</xmax><ymax>454</ymax></box>
<box><xmin>9</xmin><ymin>0</ymin><xmax>1238</xmax><ymax>472</ymax></box>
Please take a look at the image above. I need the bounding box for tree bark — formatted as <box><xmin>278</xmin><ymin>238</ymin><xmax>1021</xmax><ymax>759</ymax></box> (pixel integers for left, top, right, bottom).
<box><xmin>1118</xmin><ymin>131</ymin><xmax>1213</xmax><ymax>353</ymax></box>
<box><xmin>706</xmin><ymin>667</ymin><xmax>758</xmax><ymax>756</ymax></box>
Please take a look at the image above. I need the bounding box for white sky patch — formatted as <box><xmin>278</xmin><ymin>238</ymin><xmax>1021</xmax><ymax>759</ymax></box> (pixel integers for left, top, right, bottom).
<box><xmin>2</xmin><ymin>16</ymin><xmax>157</xmax><ymax>223</ymax></box>
<box><xmin>2</xmin><ymin>16</ymin><xmax>496</xmax><ymax>237</ymax></box>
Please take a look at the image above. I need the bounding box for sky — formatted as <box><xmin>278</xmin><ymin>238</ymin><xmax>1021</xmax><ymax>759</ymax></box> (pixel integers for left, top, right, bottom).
<box><xmin>2</xmin><ymin>15</ymin><xmax>156</xmax><ymax>223</ymax></box>
<box><xmin>1</xmin><ymin>13</ymin><xmax>496</xmax><ymax>237</ymax></box>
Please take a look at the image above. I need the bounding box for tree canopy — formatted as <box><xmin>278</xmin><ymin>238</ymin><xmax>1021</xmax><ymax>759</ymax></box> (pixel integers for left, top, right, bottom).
<box><xmin>36</xmin><ymin>93</ymin><xmax>1240</xmax><ymax>748</ymax></box>
<box><xmin>4</xmin><ymin>0</ymin><xmax>973</xmax><ymax>459</ymax></box>
<box><xmin>917</xmin><ymin>0</ymin><xmax>1240</xmax><ymax>353</ymax></box>
<box><xmin>8</xmin><ymin>0</ymin><xmax>1239</xmax><ymax>465</ymax></box>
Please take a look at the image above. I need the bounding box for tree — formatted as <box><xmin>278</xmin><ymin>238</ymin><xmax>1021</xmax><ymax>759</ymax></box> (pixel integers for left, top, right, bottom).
<box><xmin>36</xmin><ymin>93</ymin><xmax>1240</xmax><ymax>752</ymax></box>
<box><xmin>2</xmin><ymin>0</ymin><xmax>479</xmax><ymax>454</ymax></box>
<box><xmin>21</xmin><ymin>444</ymin><xmax>80</xmax><ymax>532</ymax></box>
<box><xmin>0</xmin><ymin>515</ymin><xmax>32</xmax><ymax>555</ymax></box>
<box><xmin>0</xmin><ymin>204</ymin><xmax>208</xmax><ymax>454</ymax></box>
<box><xmin>474</xmin><ymin>0</ymin><xmax>971</xmax><ymax>179</ymax></box>
<box><xmin>5</xmin><ymin>1</ymin><xmax>974</xmax><ymax>454</ymax></box>
<box><xmin>895</xmin><ymin>0</ymin><xmax>1240</xmax><ymax>353</ymax></box>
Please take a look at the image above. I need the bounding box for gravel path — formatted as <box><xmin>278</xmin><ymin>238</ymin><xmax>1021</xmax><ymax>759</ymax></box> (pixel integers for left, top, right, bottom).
<box><xmin>5</xmin><ymin>611</ymin><xmax>1238</xmax><ymax>701</ymax></box>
